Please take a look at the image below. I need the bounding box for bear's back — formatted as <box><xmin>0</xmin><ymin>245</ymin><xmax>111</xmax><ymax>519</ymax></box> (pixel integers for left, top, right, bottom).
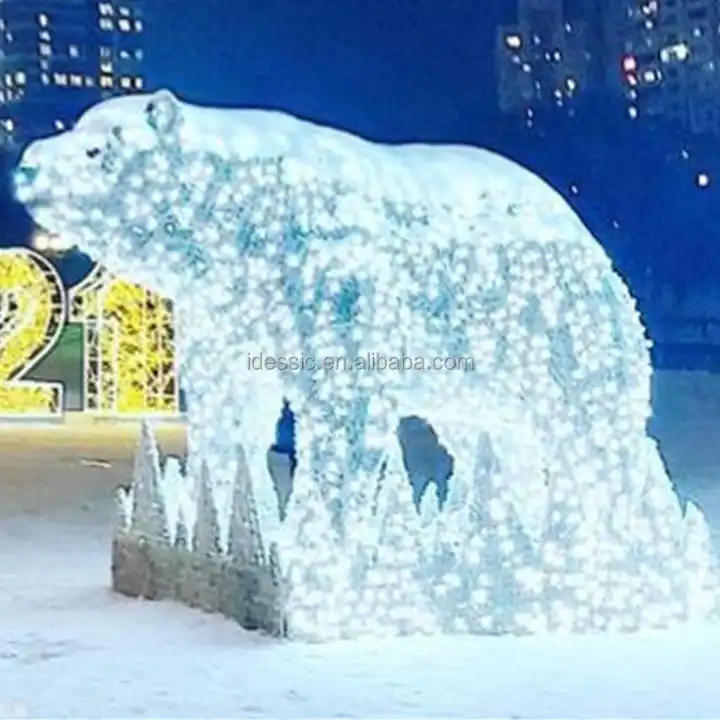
<box><xmin>178</xmin><ymin>101</ymin><xmax>572</xmax><ymax>219</ymax></box>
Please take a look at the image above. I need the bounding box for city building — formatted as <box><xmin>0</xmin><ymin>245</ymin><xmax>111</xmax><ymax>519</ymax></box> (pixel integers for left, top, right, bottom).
<box><xmin>496</xmin><ymin>0</ymin><xmax>593</xmax><ymax>127</ymax></box>
<box><xmin>604</xmin><ymin>0</ymin><xmax>720</xmax><ymax>134</ymax></box>
<box><xmin>0</xmin><ymin>0</ymin><xmax>145</xmax><ymax>150</ymax></box>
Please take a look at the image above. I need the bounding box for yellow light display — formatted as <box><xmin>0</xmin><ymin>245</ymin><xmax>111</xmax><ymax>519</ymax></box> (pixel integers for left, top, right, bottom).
<box><xmin>70</xmin><ymin>265</ymin><xmax>180</xmax><ymax>417</ymax></box>
<box><xmin>0</xmin><ymin>248</ymin><xmax>66</xmax><ymax>418</ymax></box>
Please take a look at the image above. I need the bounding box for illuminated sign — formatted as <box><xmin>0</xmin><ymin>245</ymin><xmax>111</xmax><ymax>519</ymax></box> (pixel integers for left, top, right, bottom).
<box><xmin>0</xmin><ymin>248</ymin><xmax>66</xmax><ymax>417</ymax></box>
<box><xmin>0</xmin><ymin>247</ymin><xmax>180</xmax><ymax>420</ymax></box>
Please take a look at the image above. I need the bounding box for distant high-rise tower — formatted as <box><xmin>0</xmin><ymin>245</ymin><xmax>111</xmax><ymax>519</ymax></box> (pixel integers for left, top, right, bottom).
<box><xmin>0</xmin><ymin>0</ymin><xmax>145</xmax><ymax>150</ymax></box>
<box><xmin>496</xmin><ymin>0</ymin><xmax>594</xmax><ymax>127</ymax></box>
<box><xmin>604</xmin><ymin>0</ymin><xmax>720</xmax><ymax>134</ymax></box>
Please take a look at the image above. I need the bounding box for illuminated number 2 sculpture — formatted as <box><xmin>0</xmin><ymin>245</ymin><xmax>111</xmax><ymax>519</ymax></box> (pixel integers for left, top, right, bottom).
<box><xmin>69</xmin><ymin>265</ymin><xmax>180</xmax><ymax>416</ymax></box>
<box><xmin>0</xmin><ymin>248</ymin><xmax>66</xmax><ymax>418</ymax></box>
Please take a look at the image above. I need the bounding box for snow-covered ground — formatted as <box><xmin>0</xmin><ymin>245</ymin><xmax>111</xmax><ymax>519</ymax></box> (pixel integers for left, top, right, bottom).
<box><xmin>2</xmin><ymin>372</ymin><xmax>720</xmax><ymax>719</ymax></box>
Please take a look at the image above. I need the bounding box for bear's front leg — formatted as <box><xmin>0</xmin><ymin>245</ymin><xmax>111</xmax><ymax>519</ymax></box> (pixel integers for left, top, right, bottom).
<box><xmin>180</xmin><ymin>357</ymin><xmax>284</xmax><ymax>539</ymax></box>
<box><xmin>226</xmin><ymin>372</ymin><xmax>286</xmax><ymax>536</ymax></box>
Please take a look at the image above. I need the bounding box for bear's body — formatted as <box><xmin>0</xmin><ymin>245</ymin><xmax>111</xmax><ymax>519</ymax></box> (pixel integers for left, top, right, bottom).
<box><xmin>17</xmin><ymin>93</ymin><xmax>717</xmax><ymax>633</ymax></box>
<box><xmin>16</xmin><ymin>91</ymin><xmax>653</xmax><ymax>521</ymax></box>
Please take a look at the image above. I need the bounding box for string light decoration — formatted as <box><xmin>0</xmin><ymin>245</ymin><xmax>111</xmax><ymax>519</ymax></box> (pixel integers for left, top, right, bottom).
<box><xmin>0</xmin><ymin>248</ymin><xmax>66</xmax><ymax>418</ymax></box>
<box><xmin>69</xmin><ymin>264</ymin><xmax>179</xmax><ymax>416</ymax></box>
<box><xmin>15</xmin><ymin>89</ymin><xmax>720</xmax><ymax>639</ymax></box>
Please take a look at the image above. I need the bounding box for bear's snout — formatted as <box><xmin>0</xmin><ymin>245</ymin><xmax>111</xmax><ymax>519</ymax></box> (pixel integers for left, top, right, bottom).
<box><xmin>15</xmin><ymin>163</ymin><xmax>39</xmax><ymax>184</ymax></box>
<box><xmin>13</xmin><ymin>163</ymin><xmax>41</xmax><ymax>204</ymax></box>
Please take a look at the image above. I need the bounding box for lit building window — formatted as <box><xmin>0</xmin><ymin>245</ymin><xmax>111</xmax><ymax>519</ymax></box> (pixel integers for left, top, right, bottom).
<box><xmin>70</xmin><ymin>74</ymin><xmax>83</xmax><ymax>87</ymax></box>
<box><xmin>38</xmin><ymin>30</ymin><xmax>51</xmax><ymax>41</ymax></box>
<box><xmin>85</xmin><ymin>76</ymin><xmax>95</xmax><ymax>87</ymax></box>
<box><xmin>53</xmin><ymin>73</ymin><xmax>68</xmax><ymax>86</ymax></box>
<box><xmin>41</xmin><ymin>73</ymin><xmax>50</xmax><ymax>85</ymax></box>
<box><xmin>100</xmin><ymin>61</ymin><xmax>113</xmax><ymax>73</ymax></box>
<box><xmin>54</xmin><ymin>120</ymin><xmax>65</xmax><ymax>130</ymax></box>
<box><xmin>100</xmin><ymin>76</ymin><xmax>114</xmax><ymax>88</ymax></box>
<box><xmin>565</xmin><ymin>76</ymin><xmax>577</xmax><ymax>92</ymax></box>
<box><xmin>135</xmin><ymin>20</ymin><xmax>143</xmax><ymax>31</ymax></box>
<box><xmin>99</xmin><ymin>3</ymin><xmax>114</xmax><ymax>15</ymax></box>
<box><xmin>120</xmin><ymin>76</ymin><xmax>132</xmax><ymax>88</ymax></box>
<box><xmin>4</xmin><ymin>74</ymin><xmax>13</xmax><ymax>87</ymax></box>
<box><xmin>15</xmin><ymin>71</ymin><xmax>26</xmax><ymax>85</ymax></box>
<box><xmin>38</xmin><ymin>13</ymin><xmax>49</xmax><ymax>27</ymax></box>
<box><xmin>628</xmin><ymin>105</ymin><xmax>639</xmax><ymax>118</ymax></box>
<box><xmin>118</xmin><ymin>18</ymin><xmax>131</xmax><ymax>31</ymax></box>
<box><xmin>100</xmin><ymin>18</ymin><xmax>114</xmax><ymax>30</ymax></box>
<box><xmin>505</xmin><ymin>34</ymin><xmax>522</xmax><ymax>50</ymax></box>
<box><xmin>622</xmin><ymin>55</ymin><xmax>637</xmax><ymax>72</ymax></box>
<box><xmin>135</xmin><ymin>49</ymin><xmax>144</xmax><ymax>60</ymax></box>
<box><xmin>641</xmin><ymin>0</ymin><xmax>658</xmax><ymax>15</ymax></box>
<box><xmin>642</xmin><ymin>68</ymin><xmax>661</xmax><ymax>84</ymax></box>
<box><xmin>4</xmin><ymin>119</ymin><xmax>15</xmax><ymax>132</ymax></box>
<box><xmin>697</xmin><ymin>172</ymin><xmax>710</xmax><ymax>187</ymax></box>
<box><xmin>39</xmin><ymin>43</ymin><xmax>52</xmax><ymax>57</ymax></box>
<box><xmin>660</xmin><ymin>42</ymin><xmax>690</xmax><ymax>63</ymax></box>
<box><xmin>119</xmin><ymin>6</ymin><xmax>131</xmax><ymax>16</ymax></box>
<box><xmin>69</xmin><ymin>44</ymin><xmax>80</xmax><ymax>58</ymax></box>
<box><xmin>134</xmin><ymin>77</ymin><xmax>144</xmax><ymax>89</ymax></box>
<box><xmin>100</xmin><ymin>46</ymin><xmax>112</xmax><ymax>58</ymax></box>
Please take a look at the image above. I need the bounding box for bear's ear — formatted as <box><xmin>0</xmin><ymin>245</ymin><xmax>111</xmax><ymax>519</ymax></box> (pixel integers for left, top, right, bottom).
<box><xmin>144</xmin><ymin>89</ymin><xmax>180</xmax><ymax>134</ymax></box>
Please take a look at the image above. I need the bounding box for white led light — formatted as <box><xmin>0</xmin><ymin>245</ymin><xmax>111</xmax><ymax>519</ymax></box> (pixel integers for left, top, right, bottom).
<box><xmin>16</xmin><ymin>89</ymin><xmax>720</xmax><ymax>640</ymax></box>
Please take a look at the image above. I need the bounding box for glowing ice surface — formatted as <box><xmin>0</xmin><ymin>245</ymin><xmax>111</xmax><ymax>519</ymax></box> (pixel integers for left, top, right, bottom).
<box><xmin>17</xmin><ymin>89</ymin><xmax>719</xmax><ymax>638</ymax></box>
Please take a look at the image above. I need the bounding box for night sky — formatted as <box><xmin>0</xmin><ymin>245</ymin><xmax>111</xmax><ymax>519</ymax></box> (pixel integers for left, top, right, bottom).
<box><xmin>146</xmin><ymin>0</ymin><xmax>499</xmax><ymax>144</ymax></box>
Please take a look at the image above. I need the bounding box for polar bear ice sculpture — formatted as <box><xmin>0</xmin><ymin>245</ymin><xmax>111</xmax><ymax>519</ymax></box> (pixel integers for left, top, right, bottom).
<box><xmin>17</xmin><ymin>89</ymin><xmax>719</xmax><ymax>637</ymax></box>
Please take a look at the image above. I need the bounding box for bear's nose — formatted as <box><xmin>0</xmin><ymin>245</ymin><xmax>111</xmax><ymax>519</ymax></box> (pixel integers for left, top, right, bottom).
<box><xmin>15</xmin><ymin>164</ymin><xmax>39</xmax><ymax>185</ymax></box>
<box><xmin>13</xmin><ymin>164</ymin><xmax>40</xmax><ymax>203</ymax></box>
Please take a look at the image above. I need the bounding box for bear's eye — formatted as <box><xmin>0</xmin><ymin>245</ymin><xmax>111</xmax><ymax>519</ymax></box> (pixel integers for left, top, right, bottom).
<box><xmin>86</xmin><ymin>147</ymin><xmax>102</xmax><ymax>159</ymax></box>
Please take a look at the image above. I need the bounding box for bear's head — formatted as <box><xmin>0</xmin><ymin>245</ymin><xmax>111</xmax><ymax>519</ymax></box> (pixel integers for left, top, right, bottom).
<box><xmin>16</xmin><ymin>89</ymin><xmax>209</xmax><ymax>297</ymax></box>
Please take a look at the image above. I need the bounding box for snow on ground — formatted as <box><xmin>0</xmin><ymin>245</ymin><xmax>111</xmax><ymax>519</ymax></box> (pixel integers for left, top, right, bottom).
<box><xmin>2</xmin><ymin>373</ymin><xmax>720</xmax><ymax>718</ymax></box>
